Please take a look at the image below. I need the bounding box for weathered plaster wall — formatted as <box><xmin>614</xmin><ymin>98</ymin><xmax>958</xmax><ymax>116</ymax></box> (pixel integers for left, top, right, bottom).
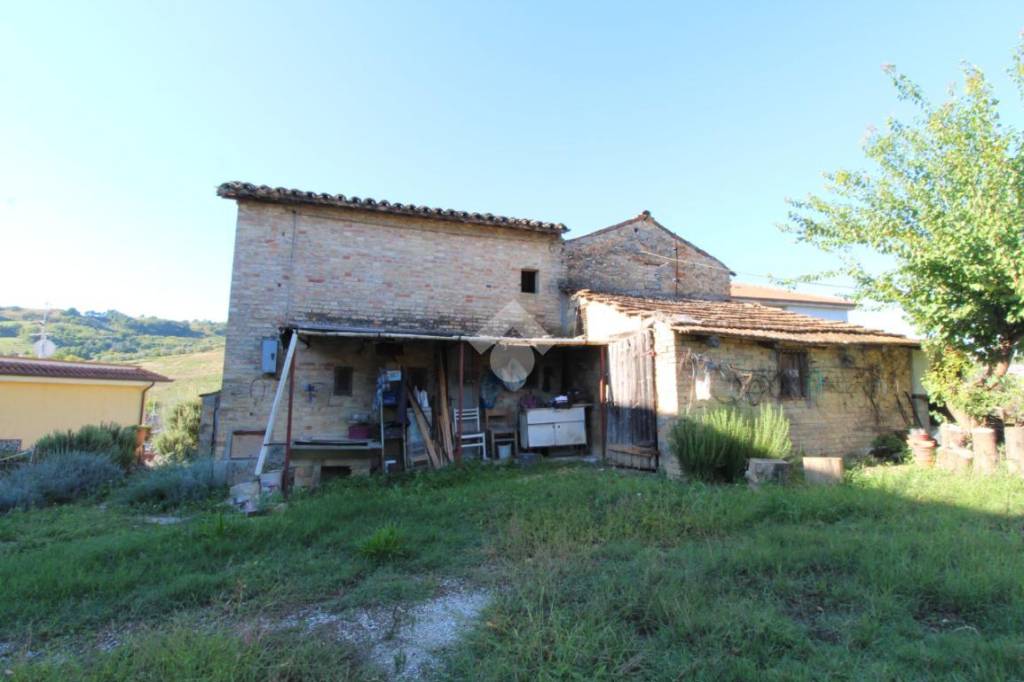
<box><xmin>577</xmin><ymin>299</ymin><xmax>645</xmax><ymax>340</ymax></box>
<box><xmin>564</xmin><ymin>215</ymin><xmax>731</xmax><ymax>299</ymax></box>
<box><xmin>580</xmin><ymin>300</ymin><xmax>913</xmax><ymax>478</ymax></box>
<box><xmin>662</xmin><ymin>336</ymin><xmax>914</xmax><ymax>478</ymax></box>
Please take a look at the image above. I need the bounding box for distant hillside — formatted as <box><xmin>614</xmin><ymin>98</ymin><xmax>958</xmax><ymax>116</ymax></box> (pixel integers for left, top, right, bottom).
<box><xmin>140</xmin><ymin>348</ymin><xmax>224</xmax><ymax>413</ymax></box>
<box><xmin>0</xmin><ymin>306</ymin><xmax>225</xmax><ymax>361</ymax></box>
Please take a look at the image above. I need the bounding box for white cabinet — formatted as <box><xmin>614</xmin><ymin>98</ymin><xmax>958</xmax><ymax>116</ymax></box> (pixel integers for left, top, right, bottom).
<box><xmin>519</xmin><ymin>407</ymin><xmax>587</xmax><ymax>449</ymax></box>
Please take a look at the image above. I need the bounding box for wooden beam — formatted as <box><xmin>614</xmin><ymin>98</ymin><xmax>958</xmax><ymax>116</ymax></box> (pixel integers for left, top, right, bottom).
<box><xmin>255</xmin><ymin>332</ymin><xmax>298</xmax><ymax>477</ymax></box>
<box><xmin>406</xmin><ymin>384</ymin><xmax>442</xmax><ymax>468</ymax></box>
<box><xmin>456</xmin><ymin>341</ymin><xmax>464</xmax><ymax>465</ymax></box>
<box><xmin>281</xmin><ymin>343</ymin><xmax>297</xmax><ymax>496</ymax></box>
<box><xmin>436</xmin><ymin>350</ymin><xmax>454</xmax><ymax>462</ymax></box>
<box><xmin>599</xmin><ymin>344</ymin><xmax>607</xmax><ymax>462</ymax></box>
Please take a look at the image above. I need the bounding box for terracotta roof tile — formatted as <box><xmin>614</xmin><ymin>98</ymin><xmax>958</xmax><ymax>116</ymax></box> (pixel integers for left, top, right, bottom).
<box><xmin>730</xmin><ymin>282</ymin><xmax>855</xmax><ymax>308</ymax></box>
<box><xmin>574</xmin><ymin>290</ymin><xmax>917</xmax><ymax>347</ymax></box>
<box><xmin>218</xmin><ymin>182</ymin><xmax>568</xmax><ymax>234</ymax></box>
<box><xmin>0</xmin><ymin>356</ymin><xmax>171</xmax><ymax>382</ymax></box>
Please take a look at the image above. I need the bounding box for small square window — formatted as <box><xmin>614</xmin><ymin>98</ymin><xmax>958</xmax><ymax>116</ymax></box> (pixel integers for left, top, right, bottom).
<box><xmin>521</xmin><ymin>269</ymin><xmax>538</xmax><ymax>294</ymax></box>
<box><xmin>778</xmin><ymin>351</ymin><xmax>808</xmax><ymax>399</ymax></box>
<box><xmin>333</xmin><ymin>366</ymin><xmax>353</xmax><ymax>396</ymax></box>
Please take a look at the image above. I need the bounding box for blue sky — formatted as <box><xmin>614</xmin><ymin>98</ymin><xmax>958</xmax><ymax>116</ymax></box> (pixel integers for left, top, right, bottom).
<box><xmin>2</xmin><ymin>1</ymin><xmax>1022</xmax><ymax>329</ymax></box>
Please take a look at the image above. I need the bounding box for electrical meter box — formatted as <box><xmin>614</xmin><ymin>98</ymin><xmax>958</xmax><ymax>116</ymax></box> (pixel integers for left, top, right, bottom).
<box><xmin>260</xmin><ymin>337</ymin><xmax>278</xmax><ymax>375</ymax></box>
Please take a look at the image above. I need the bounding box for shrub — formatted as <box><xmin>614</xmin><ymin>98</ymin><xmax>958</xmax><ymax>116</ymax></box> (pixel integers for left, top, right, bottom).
<box><xmin>154</xmin><ymin>399</ymin><xmax>201</xmax><ymax>462</ymax></box>
<box><xmin>115</xmin><ymin>458</ymin><xmax>224</xmax><ymax>509</ymax></box>
<box><xmin>357</xmin><ymin>522</ymin><xmax>410</xmax><ymax>562</ymax></box>
<box><xmin>669</xmin><ymin>405</ymin><xmax>794</xmax><ymax>483</ymax></box>
<box><xmin>751</xmin><ymin>403</ymin><xmax>793</xmax><ymax>460</ymax></box>
<box><xmin>34</xmin><ymin>423</ymin><xmax>137</xmax><ymax>470</ymax></box>
<box><xmin>871</xmin><ymin>432</ymin><xmax>909</xmax><ymax>463</ymax></box>
<box><xmin>0</xmin><ymin>452</ymin><xmax>124</xmax><ymax>512</ymax></box>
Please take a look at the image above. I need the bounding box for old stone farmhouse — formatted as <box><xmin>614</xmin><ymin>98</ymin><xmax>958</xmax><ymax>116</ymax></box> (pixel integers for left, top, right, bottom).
<box><xmin>210</xmin><ymin>181</ymin><xmax>920</xmax><ymax>485</ymax></box>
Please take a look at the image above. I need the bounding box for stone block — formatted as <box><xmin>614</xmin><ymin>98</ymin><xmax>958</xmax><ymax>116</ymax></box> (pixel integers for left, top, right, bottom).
<box><xmin>803</xmin><ymin>456</ymin><xmax>844</xmax><ymax>485</ymax></box>
<box><xmin>746</xmin><ymin>458</ymin><xmax>791</xmax><ymax>488</ymax></box>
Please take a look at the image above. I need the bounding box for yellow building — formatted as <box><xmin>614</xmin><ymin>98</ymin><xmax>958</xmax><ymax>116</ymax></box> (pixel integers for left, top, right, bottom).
<box><xmin>0</xmin><ymin>356</ymin><xmax>170</xmax><ymax>452</ymax></box>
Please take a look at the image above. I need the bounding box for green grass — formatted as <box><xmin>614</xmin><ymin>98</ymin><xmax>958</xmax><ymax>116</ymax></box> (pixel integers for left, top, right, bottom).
<box><xmin>2</xmin><ymin>463</ymin><xmax>1024</xmax><ymax>680</ymax></box>
<box><xmin>9</xmin><ymin>626</ymin><xmax>370</xmax><ymax>681</ymax></box>
<box><xmin>139</xmin><ymin>347</ymin><xmax>223</xmax><ymax>414</ymax></box>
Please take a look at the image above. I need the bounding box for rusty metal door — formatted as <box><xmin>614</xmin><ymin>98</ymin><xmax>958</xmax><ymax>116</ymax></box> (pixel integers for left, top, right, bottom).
<box><xmin>606</xmin><ymin>330</ymin><xmax>658</xmax><ymax>468</ymax></box>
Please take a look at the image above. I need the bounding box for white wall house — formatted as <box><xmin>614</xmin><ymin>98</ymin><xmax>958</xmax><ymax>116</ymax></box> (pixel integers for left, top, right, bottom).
<box><xmin>730</xmin><ymin>283</ymin><xmax>856</xmax><ymax>322</ymax></box>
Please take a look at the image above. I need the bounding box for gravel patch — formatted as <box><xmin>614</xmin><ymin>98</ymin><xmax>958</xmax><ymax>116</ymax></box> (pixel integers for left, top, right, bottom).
<box><xmin>271</xmin><ymin>580</ymin><xmax>491</xmax><ymax>679</ymax></box>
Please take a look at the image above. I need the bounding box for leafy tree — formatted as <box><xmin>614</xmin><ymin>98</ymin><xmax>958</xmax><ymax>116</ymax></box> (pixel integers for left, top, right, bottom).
<box><xmin>154</xmin><ymin>400</ymin><xmax>202</xmax><ymax>462</ymax></box>
<box><xmin>786</xmin><ymin>41</ymin><xmax>1024</xmax><ymax>425</ymax></box>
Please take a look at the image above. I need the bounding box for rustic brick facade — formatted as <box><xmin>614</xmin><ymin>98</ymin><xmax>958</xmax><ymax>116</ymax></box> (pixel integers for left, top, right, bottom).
<box><xmin>215</xmin><ymin>188</ymin><xmax>915</xmax><ymax>482</ymax></box>
<box><xmin>564</xmin><ymin>212</ymin><xmax>732</xmax><ymax>300</ymax></box>
<box><xmin>216</xmin><ymin>200</ymin><xmax>567</xmax><ymax>460</ymax></box>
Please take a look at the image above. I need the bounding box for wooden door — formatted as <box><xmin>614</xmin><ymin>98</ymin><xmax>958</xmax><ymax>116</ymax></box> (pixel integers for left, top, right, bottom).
<box><xmin>606</xmin><ymin>330</ymin><xmax>658</xmax><ymax>469</ymax></box>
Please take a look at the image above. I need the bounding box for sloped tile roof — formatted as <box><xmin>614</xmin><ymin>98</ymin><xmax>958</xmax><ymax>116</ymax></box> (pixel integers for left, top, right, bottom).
<box><xmin>218</xmin><ymin>182</ymin><xmax>568</xmax><ymax>234</ymax></box>
<box><xmin>574</xmin><ymin>290</ymin><xmax>918</xmax><ymax>347</ymax></box>
<box><xmin>0</xmin><ymin>356</ymin><xmax>171</xmax><ymax>382</ymax></box>
<box><xmin>730</xmin><ymin>282</ymin><xmax>856</xmax><ymax>308</ymax></box>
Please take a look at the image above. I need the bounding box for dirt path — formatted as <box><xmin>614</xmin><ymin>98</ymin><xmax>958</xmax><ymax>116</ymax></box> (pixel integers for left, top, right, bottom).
<box><xmin>261</xmin><ymin>579</ymin><xmax>491</xmax><ymax>679</ymax></box>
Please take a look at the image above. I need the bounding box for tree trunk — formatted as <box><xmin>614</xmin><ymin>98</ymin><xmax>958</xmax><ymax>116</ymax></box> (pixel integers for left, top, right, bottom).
<box><xmin>972</xmin><ymin>427</ymin><xmax>998</xmax><ymax>474</ymax></box>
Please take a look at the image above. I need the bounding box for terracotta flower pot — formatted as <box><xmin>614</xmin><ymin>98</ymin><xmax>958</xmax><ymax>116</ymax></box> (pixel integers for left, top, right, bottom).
<box><xmin>940</xmin><ymin>423</ymin><xmax>967</xmax><ymax>449</ymax></box>
<box><xmin>909</xmin><ymin>437</ymin><xmax>936</xmax><ymax>468</ymax></box>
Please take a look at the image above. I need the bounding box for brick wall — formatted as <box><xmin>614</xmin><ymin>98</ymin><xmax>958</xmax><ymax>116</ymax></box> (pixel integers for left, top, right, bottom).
<box><xmin>563</xmin><ymin>214</ymin><xmax>731</xmax><ymax>299</ymax></box>
<box><xmin>215</xmin><ymin>200</ymin><xmax>566</xmax><ymax>457</ymax></box>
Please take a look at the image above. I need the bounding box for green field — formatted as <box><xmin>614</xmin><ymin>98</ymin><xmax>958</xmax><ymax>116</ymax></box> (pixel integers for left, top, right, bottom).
<box><xmin>0</xmin><ymin>306</ymin><xmax>224</xmax><ymax>362</ymax></box>
<box><xmin>2</xmin><ymin>463</ymin><xmax>1023</xmax><ymax>680</ymax></box>
<box><xmin>139</xmin><ymin>348</ymin><xmax>224</xmax><ymax>412</ymax></box>
<box><xmin>0</xmin><ymin>337</ymin><xmax>30</xmax><ymax>356</ymax></box>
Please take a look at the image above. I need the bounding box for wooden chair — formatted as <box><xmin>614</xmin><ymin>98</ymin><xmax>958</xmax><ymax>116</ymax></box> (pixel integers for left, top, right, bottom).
<box><xmin>486</xmin><ymin>408</ymin><xmax>517</xmax><ymax>459</ymax></box>
<box><xmin>452</xmin><ymin>407</ymin><xmax>488</xmax><ymax>460</ymax></box>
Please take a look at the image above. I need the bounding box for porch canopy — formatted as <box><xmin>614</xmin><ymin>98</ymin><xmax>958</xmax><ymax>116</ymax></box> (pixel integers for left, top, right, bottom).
<box><xmin>292</xmin><ymin>323</ymin><xmax>603</xmax><ymax>346</ymax></box>
<box><xmin>254</xmin><ymin>323</ymin><xmax>605</xmax><ymax>484</ymax></box>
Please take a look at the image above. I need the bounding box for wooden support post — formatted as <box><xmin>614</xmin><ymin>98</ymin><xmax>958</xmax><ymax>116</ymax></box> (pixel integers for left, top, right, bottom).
<box><xmin>599</xmin><ymin>345</ymin><xmax>607</xmax><ymax>462</ymax></box>
<box><xmin>456</xmin><ymin>341</ymin><xmax>464</xmax><ymax>465</ymax></box>
<box><xmin>254</xmin><ymin>332</ymin><xmax>298</xmax><ymax>477</ymax></box>
<box><xmin>281</xmin><ymin>342</ymin><xmax>297</xmax><ymax>496</ymax></box>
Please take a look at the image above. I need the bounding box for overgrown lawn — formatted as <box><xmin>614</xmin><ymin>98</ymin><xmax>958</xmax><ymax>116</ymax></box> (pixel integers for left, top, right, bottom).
<box><xmin>2</xmin><ymin>463</ymin><xmax>1023</xmax><ymax>680</ymax></box>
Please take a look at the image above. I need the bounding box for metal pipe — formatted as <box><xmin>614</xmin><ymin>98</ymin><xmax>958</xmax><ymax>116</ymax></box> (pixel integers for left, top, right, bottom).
<box><xmin>138</xmin><ymin>381</ymin><xmax>154</xmax><ymax>426</ymax></box>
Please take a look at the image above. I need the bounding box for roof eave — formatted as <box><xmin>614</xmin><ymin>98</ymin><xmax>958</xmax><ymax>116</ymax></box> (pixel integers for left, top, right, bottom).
<box><xmin>218</xmin><ymin>182</ymin><xmax>568</xmax><ymax>235</ymax></box>
<box><xmin>732</xmin><ymin>296</ymin><xmax>857</xmax><ymax>310</ymax></box>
